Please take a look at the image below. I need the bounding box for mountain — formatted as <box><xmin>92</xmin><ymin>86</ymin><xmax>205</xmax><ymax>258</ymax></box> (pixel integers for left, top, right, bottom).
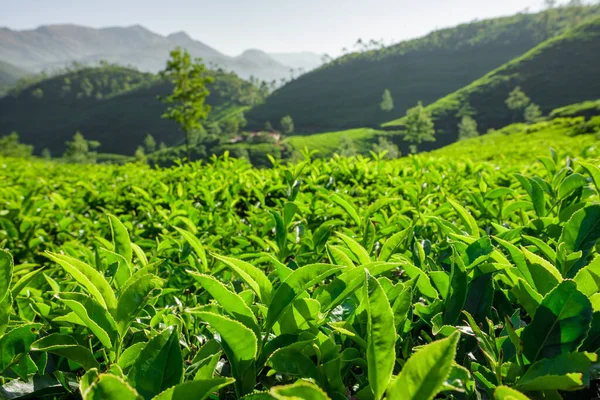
<box><xmin>268</xmin><ymin>52</ymin><xmax>323</xmax><ymax>72</ymax></box>
<box><xmin>245</xmin><ymin>5</ymin><xmax>600</xmax><ymax>133</ymax></box>
<box><xmin>0</xmin><ymin>60</ymin><xmax>29</xmax><ymax>95</ymax></box>
<box><xmin>0</xmin><ymin>64</ymin><xmax>266</xmax><ymax>155</ymax></box>
<box><xmin>382</xmin><ymin>16</ymin><xmax>600</xmax><ymax>152</ymax></box>
<box><xmin>0</xmin><ymin>24</ymin><xmax>317</xmax><ymax>82</ymax></box>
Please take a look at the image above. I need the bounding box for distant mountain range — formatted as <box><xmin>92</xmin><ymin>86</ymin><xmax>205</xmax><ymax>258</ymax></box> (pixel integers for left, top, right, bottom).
<box><xmin>0</xmin><ymin>24</ymin><xmax>322</xmax><ymax>81</ymax></box>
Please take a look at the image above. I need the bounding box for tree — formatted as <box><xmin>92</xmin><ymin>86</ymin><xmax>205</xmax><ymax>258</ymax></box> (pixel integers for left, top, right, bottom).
<box><xmin>0</xmin><ymin>132</ymin><xmax>33</xmax><ymax>158</ymax></box>
<box><xmin>506</xmin><ymin>86</ymin><xmax>531</xmax><ymax>112</ymax></box>
<box><xmin>207</xmin><ymin>122</ymin><xmax>222</xmax><ymax>136</ymax></box>
<box><xmin>403</xmin><ymin>102</ymin><xmax>435</xmax><ymax>153</ymax></box>
<box><xmin>134</xmin><ymin>146</ymin><xmax>147</xmax><ymax>164</ymax></box>
<box><xmin>31</xmin><ymin>88</ymin><xmax>44</xmax><ymax>99</ymax></box>
<box><xmin>159</xmin><ymin>142</ymin><xmax>168</xmax><ymax>151</ymax></box>
<box><xmin>458</xmin><ymin>116</ymin><xmax>479</xmax><ymax>141</ymax></box>
<box><xmin>160</xmin><ymin>47</ymin><xmax>213</xmax><ymax>160</ymax></box>
<box><xmin>223</xmin><ymin>118</ymin><xmax>240</xmax><ymax>135</ymax></box>
<box><xmin>41</xmin><ymin>148</ymin><xmax>51</xmax><ymax>159</ymax></box>
<box><xmin>456</xmin><ymin>103</ymin><xmax>476</xmax><ymax>118</ymax></box>
<box><xmin>380</xmin><ymin>89</ymin><xmax>394</xmax><ymax>112</ymax></box>
<box><xmin>265</xmin><ymin>121</ymin><xmax>274</xmax><ymax>132</ymax></box>
<box><xmin>143</xmin><ymin>134</ymin><xmax>156</xmax><ymax>153</ymax></box>
<box><xmin>63</xmin><ymin>131</ymin><xmax>100</xmax><ymax>164</ymax></box>
<box><xmin>524</xmin><ymin>103</ymin><xmax>543</xmax><ymax>123</ymax></box>
<box><xmin>338</xmin><ymin>136</ymin><xmax>357</xmax><ymax>157</ymax></box>
<box><xmin>544</xmin><ymin>0</ymin><xmax>557</xmax><ymax>8</ymax></box>
<box><xmin>280</xmin><ymin>115</ymin><xmax>294</xmax><ymax>135</ymax></box>
<box><xmin>371</xmin><ymin>137</ymin><xmax>400</xmax><ymax>159</ymax></box>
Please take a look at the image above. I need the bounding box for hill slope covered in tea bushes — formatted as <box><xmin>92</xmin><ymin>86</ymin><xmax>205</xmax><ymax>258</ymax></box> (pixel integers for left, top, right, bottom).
<box><xmin>382</xmin><ymin>16</ymin><xmax>600</xmax><ymax>152</ymax></box>
<box><xmin>246</xmin><ymin>5</ymin><xmax>600</xmax><ymax>133</ymax></box>
<box><xmin>0</xmin><ymin>117</ymin><xmax>600</xmax><ymax>399</ymax></box>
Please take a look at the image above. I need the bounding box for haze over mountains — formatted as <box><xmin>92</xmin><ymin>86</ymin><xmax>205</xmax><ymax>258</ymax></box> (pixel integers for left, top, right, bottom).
<box><xmin>0</xmin><ymin>24</ymin><xmax>323</xmax><ymax>81</ymax></box>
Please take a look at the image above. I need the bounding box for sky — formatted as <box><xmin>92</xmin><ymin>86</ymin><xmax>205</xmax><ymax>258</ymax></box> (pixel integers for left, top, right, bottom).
<box><xmin>1</xmin><ymin>0</ymin><xmax>561</xmax><ymax>56</ymax></box>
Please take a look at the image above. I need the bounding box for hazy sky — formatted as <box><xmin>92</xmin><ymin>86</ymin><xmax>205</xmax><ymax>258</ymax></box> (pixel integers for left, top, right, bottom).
<box><xmin>1</xmin><ymin>0</ymin><xmax>565</xmax><ymax>56</ymax></box>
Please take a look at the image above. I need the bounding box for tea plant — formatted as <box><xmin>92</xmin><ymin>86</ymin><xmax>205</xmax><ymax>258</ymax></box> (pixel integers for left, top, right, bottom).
<box><xmin>0</xmin><ymin>138</ymin><xmax>600</xmax><ymax>399</ymax></box>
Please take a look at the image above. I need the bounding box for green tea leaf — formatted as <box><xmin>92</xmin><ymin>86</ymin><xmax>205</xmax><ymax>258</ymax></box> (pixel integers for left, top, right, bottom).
<box><xmin>270</xmin><ymin>380</ymin><xmax>331</xmax><ymax>400</ymax></box>
<box><xmin>194</xmin><ymin>311</ymin><xmax>257</xmax><ymax>396</ymax></box>
<box><xmin>0</xmin><ymin>323</ymin><xmax>41</xmax><ymax>373</ymax></box>
<box><xmin>108</xmin><ymin>214</ymin><xmax>133</xmax><ymax>264</ymax></box>
<box><xmin>152</xmin><ymin>377</ymin><xmax>235</xmax><ymax>400</ymax></box>
<box><xmin>0</xmin><ymin>250</ymin><xmax>13</xmax><ymax>303</ymax></box>
<box><xmin>128</xmin><ymin>326</ymin><xmax>184</xmax><ymax>400</ymax></box>
<box><xmin>31</xmin><ymin>333</ymin><xmax>99</xmax><ymax>370</ymax></box>
<box><xmin>266</xmin><ymin>347</ymin><xmax>319</xmax><ymax>380</ymax></box>
<box><xmin>337</xmin><ymin>232</ymin><xmax>371</xmax><ymax>265</ymax></box>
<box><xmin>115</xmin><ymin>274</ymin><xmax>162</xmax><ymax>336</ymax></box>
<box><xmin>266</xmin><ymin>263</ymin><xmax>344</xmax><ymax>333</ymax></box>
<box><xmin>212</xmin><ymin>254</ymin><xmax>273</xmax><ymax>305</ymax></box>
<box><xmin>560</xmin><ymin>205</ymin><xmax>600</xmax><ymax>276</ymax></box>
<box><xmin>58</xmin><ymin>293</ymin><xmax>118</xmax><ymax>350</ymax></box>
<box><xmin>521</xmin><ymin>280</ymin><xmax>592</xmax><ymax>364</ymax></box>
<box><xmin>447</xmin><ymin>198</ymin><xmax>479</xmax><ymax>238</ymax></box>
<box><xmin>443</xmin><ymin>251</ymin><xmax>467</xmax><ymax>325</ymax></box>
<box><xmin>365</xmin><ymin>271</ymin><xmax>396</xmax><ymax>400</ymax></box>
<box><xmin>82</xmin><ymin>373</ymin><xmax>139</xmax><ymax>400</ymax></box>
<box><xmin>515</xmin><ymin>352</ymin><xmax>596</xmax><ymax>391</ymax></box>
<box><xmin>188</xmin><ymin>272</ymin><xmax>259</xmax><ymax>336</ymax></box>
<box><xmin>331</xmin><ymin>193</ymin><xmax>361</xmax><ymax>227</ymax></box>
<box><xmin>46</xmin><ymin>252</ymin><xmax>117</xmax><ymax>311</ymax></box>
<box><xmin>493</xmin><ymin>386</ymin><xmax>529</xmax><ymax>400</ymax></box>
<box><xmin>387</xmin><ymin>332</ymin><xmax>459</xmax><ymax>400</ymax></box>
<box><xmin>174</xmin><ymin>226</ymin><xmax>208</xmax><ymax>272</ymax></box>
<box><xmin>574</xmin><ymin>256</ymin><xmax>600</xmax><ymax>297</ymax></box>
<box><xmin>558</xmin><ymin>173</ymin><xmax>588</xmax><ymax>199</ymax></box>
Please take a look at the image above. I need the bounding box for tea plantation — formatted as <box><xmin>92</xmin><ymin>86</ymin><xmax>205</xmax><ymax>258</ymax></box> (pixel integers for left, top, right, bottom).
<box><xmin>0</xmin><ymin>117</ymin><xmax>600</xmax><ymax>399</ymax></box>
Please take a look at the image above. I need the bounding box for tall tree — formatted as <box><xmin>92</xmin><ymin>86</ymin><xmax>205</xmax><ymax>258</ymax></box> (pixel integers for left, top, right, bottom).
<box><xmin>380</xmin><ymin>89</ymin><xmax>394</xmax><ymax>112</ymax></box>
<box><xmin>280</xmin><ymin>115</ymin><xmax>294</xmax><ymax>135</ymax></box>
<box><xmin>144</xmin><ymin>134</ymin><xmax>157</xmax><ymax>153</ymax></box>
<box><xmin>338</xmin><ymin>136</ymin><xmax>357</xmax><ymax>157</ymax></box>
<box><xmin>372</xmin><ymin>137</ymin><xmax>400</xmax><ymax>159</ymax></box>
<box><xmin>524</xmin><ymin>103</ymin><xmax>543</xmax><ymax>123</ymax></box>
<box><xmin>0</xmin><ymin>132</ymin><xmax>33</xmax><ymax>158</ymax></box>
<box><xmin>265</xmin><ymin>121</ymin><xmax>274</xmax><ymax>132</ymax></box>
<box><xmin>160</xmin><ymin>47</ymin><xmax>213</xmax><ymax>161</ymax></box>
<box><xmin>134</xmin><ymin>146</ymin><xmax>147</xmax><ymax>164</ymax></box>
<box><xmin>506</xmin><ymin>86</ymin><xmax>531</xmax><ymax>121</ymax></box>
<box><xmin>403</xmin><ymin>102</ymin><xmax>435</xmax><ymax>153</ymax></box>
<box><xmin>458</xmin><ymin>116</ymin><xmax>479</xmax><ymax>141</ymax></box>
<box><xmin>63</xmin><ymin>131</ymin><xmax>100</xmax><ymax>164</ymax></box>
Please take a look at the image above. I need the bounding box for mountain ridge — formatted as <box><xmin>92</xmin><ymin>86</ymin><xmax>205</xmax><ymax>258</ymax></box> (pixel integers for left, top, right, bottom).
<box><xmin>245</xmin><ymin>4</ymin><xmax>600</xmax><ymax>132</ymax></box>
<box><xmin>0</xmin><ymin>24</ymin><xmax>322</xmax><ymax>82</ymax></box>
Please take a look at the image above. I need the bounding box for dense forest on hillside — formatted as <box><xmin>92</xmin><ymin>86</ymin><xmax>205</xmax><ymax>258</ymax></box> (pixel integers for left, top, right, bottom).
<box><xmin>246</xmin><ymin>4</ymin><xmax>600</xmax><ymax>133</ymax></box>
<box><xmin>0</xmin><ymin>63</ymin><xmax>269</xmax><ymax>155</ymax></box>
<box><xmin>382</xmin><ymin>16</ymin><xmax>600</xmax><ymax>151</ymax></box>
<box><xmin>0</xmin><ymin>60</ymin><xmax>29</xmax><ymax>96</ymax></box>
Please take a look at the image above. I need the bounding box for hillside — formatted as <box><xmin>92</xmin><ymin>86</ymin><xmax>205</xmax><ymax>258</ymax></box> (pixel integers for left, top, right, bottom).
<box><xmin>382</xmin><ymin>16</ymin><xmax>600</xmax><ymax>151</ymax></box>
<box><xmin>0</xmin><ymin>24</ymin><xmax>318</xmax><ymax>81</ymax></box>
<box><xmin>0</xmin><ymin>60</ymin><xmax>29</xmax><ymax>95</ymax></box>
<box><xmin>0</xmin><ymin>64</ymin><xmax>265</xmax><ymax>155</ymax></box>
<box><xmin>245</xmin><ymin>5</ymin><xmax>600</xmax><ymax>133</ymax></box>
